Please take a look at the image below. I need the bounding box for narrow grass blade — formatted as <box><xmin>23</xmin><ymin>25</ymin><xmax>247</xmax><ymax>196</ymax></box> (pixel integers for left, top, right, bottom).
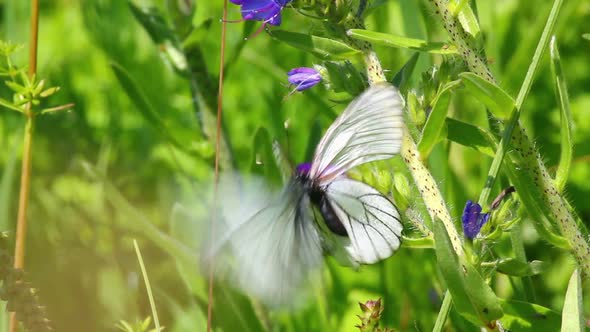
<box><xmin>347</xmin><ymin>29</ymin><xmax>457</xmax><ymax>54</ymax></box>
<box><xmin>133</xmin><ymin>240</ymin><xmax>162</xmax><ymax>332</ymax></box>
<box><xmin>476</xmin><ymin>0</ymin><xmax>564</xmax><ymax>207</ymax></box>
<box><xmin>549</xmin><ymin>36</ymin><xmax>573</xmax><ymax>192</ymax></box>
<box><xmin>561</xmin><ymin>269</ymin><xmax>583</xmax><ymax>332</ymax></box>
<box><xmin>433</xmin><ymin>291</ymin><xmax>453</xmax><ymax>332</ymax></box>
<box><xmin>110</xmin><ymin>63</ymin><xmax>188</xmax><ymax>152</ymax></box>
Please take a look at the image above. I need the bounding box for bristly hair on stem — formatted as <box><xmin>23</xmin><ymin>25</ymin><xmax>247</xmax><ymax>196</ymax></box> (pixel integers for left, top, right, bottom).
<box><xmin>208</xmin><ymin>0</ymin><xmax>229</xmax><ymax>331</ymax></box>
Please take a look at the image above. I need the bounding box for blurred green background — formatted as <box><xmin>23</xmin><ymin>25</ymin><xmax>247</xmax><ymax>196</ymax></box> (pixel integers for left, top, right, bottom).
<box><xmin>0</xmin><ymin>0</ymin><xmax>590</xmax><ymax>331</ymax></box>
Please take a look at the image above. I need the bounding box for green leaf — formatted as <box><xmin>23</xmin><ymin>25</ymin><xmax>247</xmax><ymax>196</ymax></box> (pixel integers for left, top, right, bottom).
<box><xmin>445</xmin><ymin>117</ymin><xmax>496</xmax><ymax>157</ymax></box>
<box><xmin>5</xmin><ymin>80</ymin><xmax>26</xmax><ymax>94</ymax></box>
<box><xmin>0</xmin><ymin>97</ymin><xmax>23</xmax><ymax>113</ymax></box>
<box><xmin>251</xmin><ymin>127</ymin><xmax>283</xmax><ymax>186</ymax></box>
<box><xmin>495</xmin><ymin>259</ymin><xmax>546</xmax><ymax>277</ymax></box>
<box><xmin>561</xmin><ymin>269</ymin><xmax>583</xmax><ymax>332</ymax></box>
<box><xmin>392</xmin><ymin>53</ymin><xmax>420</xmax><ymax>93</ymax></box>
<box><xmin>549</xmin><ymin>37</ymin><xmax>573</xmax><ymax>192</ymax></box>
<box><xmin>346</xmin><ymin>29</ymin><xmax>457</xmax><ymax>54</ymax></box>
<box><xmin>499</xmin><ymin>299</ymin><xmax>561</xmax><ymax>331</ymax></box>
<box><xmin>401</xmin><ymin>236</ymin><xmax>434</xmax><ymax>249</ymax></box>
<box><xmin>323</xmin><ymin>61</ymin><xmax>365</xmax><ymax>95</ymax></box>
<box><xmin>269</xmin><ymin>30</ymin><xmax>361</xmax><ymax>60</ymax></box>
<box><xmin>583</xmin><ymin>33</ymin><xmax>590</xmax><ymax>41</ymax></box>
<box><xmin>460</xmin><ymin>72</ymin><xmax>515</xmax><ymax>119</ymax></box>
<box><xmin>434</xmin><ymin>219</ymin><xmax>503</xmax><ymax>326</ymax></box>
<box><xmin>418</xmin><ymin>80</ymin><xmax>461</xmax><ymax>158</ymax></box>
<box><xmin>456</xmin><ymin>4</ymin><xmax>481</xmax><ymax>38</ymax></box>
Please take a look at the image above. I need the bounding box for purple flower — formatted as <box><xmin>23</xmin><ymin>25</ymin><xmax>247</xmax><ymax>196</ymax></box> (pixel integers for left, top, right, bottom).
<box><xmin>288</xmin><ymin>67</ymin><xmax>322</xmax><ymax>91</ymax></box>
<box><xmin>462</xmin><ymin>200</ymin><xmax>490</xmax><ymax>240</ymax></box>
<box><xmin>231</xmin><ymin>0</ymin><xmax>291</xmax><ymax>27</ymax></box>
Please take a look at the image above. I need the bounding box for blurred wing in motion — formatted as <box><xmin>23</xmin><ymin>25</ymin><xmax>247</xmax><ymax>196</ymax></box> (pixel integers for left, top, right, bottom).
<box><xmin>324</xmin><ymin>177</ymin><xmax>402</xmax><ymax>265</ymax></box>
<box><xmin>310</xmin><ymin>83</ymin><xmax>404</xmax><ymax>184</ymax></box>
<box><xmin>203</xmin><ymin>177</ymin><xmax>323</xmax><ymax>307</ymax></box>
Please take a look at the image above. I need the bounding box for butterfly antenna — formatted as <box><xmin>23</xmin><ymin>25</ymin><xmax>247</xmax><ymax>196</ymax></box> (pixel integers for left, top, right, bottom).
<box><xmin>209</xmin><ymin>0</ymin><xmax>229</xmax><ymax>331</ymax></box>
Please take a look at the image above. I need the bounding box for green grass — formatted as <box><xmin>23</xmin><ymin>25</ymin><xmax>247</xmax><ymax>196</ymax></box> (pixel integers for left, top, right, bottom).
<box><xmin>1</xmin><ymin>0</ymin><xmax>590</xmax><ymax>331</ymax></box>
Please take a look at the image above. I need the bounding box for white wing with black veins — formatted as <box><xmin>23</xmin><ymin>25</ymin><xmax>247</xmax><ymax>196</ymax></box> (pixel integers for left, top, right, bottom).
<box><xmin>310</xmin><ymin>83</ymin><xmax>404</xmax><ymax>184</ymax></box>
<box><xmin>324</xmin><ymin>177</ymin><xmax>402</xmax><ymax>264</ymax></box>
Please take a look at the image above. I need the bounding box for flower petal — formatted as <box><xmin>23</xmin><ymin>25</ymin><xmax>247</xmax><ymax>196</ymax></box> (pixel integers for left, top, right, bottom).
<box><xmin>287</xmin><ymin>67</ymin><xmax>322</xmax><ymax>91</ymax></box>
<box><xmin>241</xmin><ymin>0</ymin><xmax>281</xmax><ymax>22</ymax></box>
<box><xmin>461</xmin><ymin>200</ymin><xmax>490</xmax><ymax>239</ymax></box>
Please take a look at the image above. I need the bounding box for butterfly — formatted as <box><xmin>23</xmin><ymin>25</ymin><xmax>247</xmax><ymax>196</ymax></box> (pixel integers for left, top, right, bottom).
<box><xmin>204</xmin><ymin>83</ymin><xmax>405</xmax><ymax>307</ymax></box>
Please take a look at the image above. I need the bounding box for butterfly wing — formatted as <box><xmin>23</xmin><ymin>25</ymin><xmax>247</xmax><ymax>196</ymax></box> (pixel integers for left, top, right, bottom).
<box><xmin>309</xmin><ymin>83</ymin><xmax>404</xmax><ymax>184</ymax></box>
<box><xmin>203</xmin><ymin>178</ymin><xmax>323</xmax><ymax>307</ymax></box>
<box><xmin>324</xmin><ymin>177</ymin><xmax>402</xmax><ymax>264</ymax></box>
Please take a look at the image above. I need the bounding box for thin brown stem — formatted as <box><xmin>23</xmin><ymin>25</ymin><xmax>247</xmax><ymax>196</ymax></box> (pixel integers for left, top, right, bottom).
<box><xmin>208</xmin><ymin>0</ymin><xmax>228</xmax><ymax>331</ymax></box>
<box><xmin>10</xmin><ymin>0</ymin><xmax>39</xmax><ymax>331</ymax></box>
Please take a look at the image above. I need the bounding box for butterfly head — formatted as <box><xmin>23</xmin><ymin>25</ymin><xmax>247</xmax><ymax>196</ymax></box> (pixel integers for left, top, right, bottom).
<box><xmin>295</xmin><ymin>162</ymin><xmax>312</xmax><ymax>177</ymax></box>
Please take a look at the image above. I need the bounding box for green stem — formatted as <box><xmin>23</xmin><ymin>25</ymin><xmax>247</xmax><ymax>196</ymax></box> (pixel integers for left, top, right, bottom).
<box><xmin>133</xmin><ymin>240</ymin><xmax>161</xmax><ymax>332</ymax></box>
<box><xmin>342</xmin><ymin>14</ymin><xmax>463</xmax><ymax>255</ymax></box>
<box><xmin>401</xmin><ymin>132</ymin><xmax>463</xmax><ymax>255</ymax></box>
<box><xmin>428</xmin><ymin>0</ymin><xmax>494</xmax><ymax>83</ymax></box>
<box><xmin>433</xmin><ymin>291</ymin><xmax>453</xmax><ymax>332</ymax></box>
<box><xmin>13</xmin><ymin>116</ymin><xmax>33</xmax><ymax>270</ymax></box>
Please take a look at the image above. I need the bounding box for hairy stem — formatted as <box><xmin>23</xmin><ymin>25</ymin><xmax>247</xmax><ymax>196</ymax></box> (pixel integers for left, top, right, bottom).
<box><xmin>429</xmin><ymin>0</ymin><xmax>590</xmax><ymax>278</ymax></box>
<box><xmin>342</xmin><ymin>14</ymin><xmax>463</xmax><ymax>254</ymax></box>
<box><xmin>428</xmin><ymin>0</ymin><xmax>494</xmax><ymax>82</ymax></box>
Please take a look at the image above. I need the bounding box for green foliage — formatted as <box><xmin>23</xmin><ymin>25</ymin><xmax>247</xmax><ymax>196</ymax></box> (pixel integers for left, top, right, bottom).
<box><xmin>347</xmin><ymin>29</ymin><xmax>458</xmax><ymax>54</ymax></box>
<box><xmin>270</xmin><ymin>30</ymin><xmax>362</xmax><ymax>60</ymax></box>
<box><xmin>116</xmin><ymin>317</ymin><xmax>161</xmax><ymax>332</ymax></box>
<box><xmin>433</xmin><ymin>220</ymin><xmax>503</xmax><ymax>326</ymax></box>
<box><xmin>1</xmin><ymin>0</ymin><xmax>590</xmax><ymax>331</ymax></box>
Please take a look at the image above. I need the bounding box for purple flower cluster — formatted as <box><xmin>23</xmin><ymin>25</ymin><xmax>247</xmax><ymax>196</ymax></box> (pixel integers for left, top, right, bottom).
<box><xmin>230</xmin><ymin>0</ymin><xmax>291</xmax><ymax>27</ymax></box>
<box><xmin>461</xmin><ymin>200</ymin><xmax>490</xmax><ymax>240</ymax></box>
<box><xmin>229</xmin><ymin>2</ymin><xmax>322</xmax><ymax>92</ymax></box>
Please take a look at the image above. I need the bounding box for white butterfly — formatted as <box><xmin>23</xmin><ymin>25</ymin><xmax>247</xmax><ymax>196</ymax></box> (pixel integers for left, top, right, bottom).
<box><xmin>205</xmin><ymin>83</ymin><xmax>405</xmax><ymax>307</ymax></box>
